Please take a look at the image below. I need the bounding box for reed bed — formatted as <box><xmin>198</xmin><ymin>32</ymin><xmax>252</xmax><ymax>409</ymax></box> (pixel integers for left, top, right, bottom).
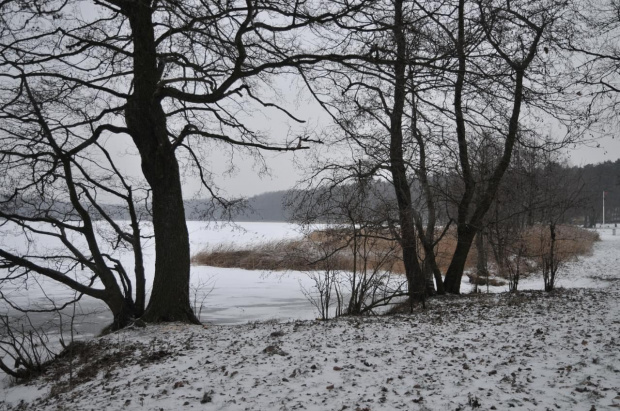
<box><xmin>191</xmin><ymin>225</ymin><xmax>599</xmax><ymax>277</ymax></box>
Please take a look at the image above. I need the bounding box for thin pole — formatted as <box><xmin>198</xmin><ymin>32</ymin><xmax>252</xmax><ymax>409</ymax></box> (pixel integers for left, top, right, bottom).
<box><xmin>603</xmin><ymin>191</ymin><xmax>605</xmax><ymax>226</ymax></box>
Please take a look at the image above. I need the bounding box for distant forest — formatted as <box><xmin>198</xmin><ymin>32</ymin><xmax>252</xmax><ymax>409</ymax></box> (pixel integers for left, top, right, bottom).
<box><xmin>574</xmin><ymin>160</ymin><xmax>620</xmax><ymax>226</ymax></box>
<box><xmin>185</xmin><ymin>190</ymin><xmax>293</xmax><ymax>222</ymax></box>
<box><xmin>189</xmin><ymin>159</ymin><xmax>620</xmax><ymax>226</ymax></box>
<box><xmin>3</xmin><ymin>159</ymin><xmax>618</xmax><ymax>226</ymax></box>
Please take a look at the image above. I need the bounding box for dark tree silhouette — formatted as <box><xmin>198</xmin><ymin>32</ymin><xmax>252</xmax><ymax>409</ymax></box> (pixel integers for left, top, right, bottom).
<box><xmin>0</xmin><ymin>0</ymin><xmax>365</xmax><ymax>324</ymax></box>
<box><xmin>298</xmin><ymin>0</ymin><xmax>583</xmax><ymax>296</ymax></box>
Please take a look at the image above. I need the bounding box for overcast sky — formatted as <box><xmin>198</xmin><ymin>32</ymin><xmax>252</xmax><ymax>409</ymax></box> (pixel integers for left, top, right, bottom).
<box><xmin>175</xmin><ymin>94</ymin><xmax>620</xmax><ymax>200</ymax></box>
<box><xmin>176</xmin><ymin>80</ymin><xmax>620</xmax><ymax>199</ymax></box>
<box><xmin>76</xmin><ymin>2</ymin><xmax>620</xmax><ymax>201</ymax></box>
<box><xmin>566</xmin><ymin>134</ymin><xmax>620</xmax><ymax>166</ymax></box>
<box><xmin>173</xmin><ymin>95</ymin><xmax>620</xmax><ymax>199</ymax></box>
<box><xmin>177</xmin><ymin>128</ymin><xmax>620</xmax><ymax>200</ymax></box>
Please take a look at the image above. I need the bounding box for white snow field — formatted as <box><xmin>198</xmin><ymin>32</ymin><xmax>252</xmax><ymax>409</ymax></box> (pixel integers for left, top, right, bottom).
<box><xmin>1</xmin><ymin>227</ymin><xmax>619</xmax><ymax>410</ymax></box>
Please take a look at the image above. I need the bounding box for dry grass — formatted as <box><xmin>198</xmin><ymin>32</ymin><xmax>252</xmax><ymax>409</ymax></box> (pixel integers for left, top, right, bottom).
<box><xmin>192</xmin><ymin>241</ymin><xmax>311</xmax><ymax>271</ymax></box>
<box><xmin>191</xmin><ymin>225</ymin><xmax>598</xmax><ymax>278</ymax></box>
<box><xmin>520</xmin><ymin>224</ymin><xmax>599</xmax><ymax>261</ymax></box>
<box><xmin>466</xmin><ymin>273</ymin><xmax>507</xmax><ymax>287</ymax></box>
<box><xmin>191</xmin><ymin>227</ymin><xmax>462</xmax><ymax>274</ymax></box>
<box><xmin>488</xmin><ymin>224</ymin><xmax>599</xmax><ymax>279</ymax></box>
<box><xmin>191</xmin><ymin>238</ymin><xmax>356</xmax><ymax>272</ymax></box>
<box><xmin>192</xmin><ymin>228</ymin><xmax>403</xmax><ymax>273</ymax></box>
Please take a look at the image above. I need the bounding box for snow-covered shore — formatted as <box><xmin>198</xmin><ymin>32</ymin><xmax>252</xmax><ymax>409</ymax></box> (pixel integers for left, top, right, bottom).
<box><xmin>1</xmin><ymin>229</ymin><xmax>619</xmax><ymax>410</ymax></box>
<box><xmin>2</xmin><ymin>288</ymin><xmax>619</xmax><ymax>411</ymax></box>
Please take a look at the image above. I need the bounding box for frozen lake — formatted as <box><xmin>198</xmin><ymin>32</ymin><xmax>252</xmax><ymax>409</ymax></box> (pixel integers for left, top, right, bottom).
<box><xmin>187</xmin><ymin>222</ymin><xmax>320</xmax><ymax>324</ymax></box>
<box><xmin>0</xmin><ymin>222</ymin><xmax>320</xmax><ymax>336</ymax></box>
<box><xmin>1</xmin><ymin>221</ymin><xmax>618</xmax><ymax>337</ymax></box>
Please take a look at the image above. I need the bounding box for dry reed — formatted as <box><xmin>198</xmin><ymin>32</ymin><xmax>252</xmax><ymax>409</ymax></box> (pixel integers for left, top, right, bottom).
<box><xmin>519</xmin><ymin>224</ymin><xmax>599</xmax><ymax>261</ymax></box>
<box><xmin>191</xmin><ymin>225</ymin><xmax>598</xmax><ymax>277</ymax></box>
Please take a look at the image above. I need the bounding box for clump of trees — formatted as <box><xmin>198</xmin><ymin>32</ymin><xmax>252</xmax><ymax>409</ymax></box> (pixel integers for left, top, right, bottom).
<box><xmin>296</xmin><ymin>0</ymin><xmax>590</xmax><ymax>301</ymax></box>
<box><xmin>479</xmin><ymin>147</ymin><xmax>588</xmax><ymax>290</ymax></box>
<box><xmin>570</xmin><ymin>161</ymin><xmax>620</xmax><ymax>227</ymax></box>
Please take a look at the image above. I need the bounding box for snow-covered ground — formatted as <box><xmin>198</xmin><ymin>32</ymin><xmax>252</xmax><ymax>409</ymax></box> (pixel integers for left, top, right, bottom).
<box><xmin>1</xmin><ymin>228</ymin><xmax>619</xmax><ymax>410</ymax></box>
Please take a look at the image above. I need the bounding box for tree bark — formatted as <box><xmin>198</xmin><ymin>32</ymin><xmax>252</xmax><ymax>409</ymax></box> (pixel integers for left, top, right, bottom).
<box><xmin>410</xmin><ymin>79</ymin><xmax>443</xmax><ymax>295</ymax></box>
<box><xmin>390</xmin><ymin>0</ymin><xmax>426</xmax><ymax>303</ymax></box>
<box><xmin>106</xmin><ymin>294</ymin><xmax>138</xmax><ymax>331</ymax></box>
<box><xmin>422</xmin><ymin>259</ymin><xmax>437</xmax><ymax>296</ymax></box>
<box><xmin>476</xmin><ymin>231</ymin><xmax>488</xmax><ymax>278</ymax></box>
<box><xmin>443</xmin><ymin>224</ymin><xmax>476</xmax><ymax>294</ymax></box>
<box><xmin>124</xmin><ymin>1</ymin><xmax>198</xmax><ymax>324</ymax></box>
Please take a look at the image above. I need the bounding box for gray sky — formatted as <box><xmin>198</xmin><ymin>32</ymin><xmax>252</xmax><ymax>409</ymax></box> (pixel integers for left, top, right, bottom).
<box><xmin>78</xmin><ymin>1</ymin><xmax>619</xmax><ymax>201</ymax></box>
<box><xmin>181</xmin><ymin>150</ymin><xmax>309</xmax><ymax>199</ymax></box>
<box><xmin>178</xmin><ymin>128</ymin><xmax>620</xmax><ymax>199</ymax></box>
<box><xmin>566</xmin><ymin>134</ymin><xmax>620</xmax><ymax>167</ymax></box>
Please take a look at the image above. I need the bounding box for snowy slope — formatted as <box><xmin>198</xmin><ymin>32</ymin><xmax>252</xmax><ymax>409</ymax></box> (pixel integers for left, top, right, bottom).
<box><xmin>1</xmin><ymin>230</ymin><xmax>619</xmax><ymax>411</ymax></box>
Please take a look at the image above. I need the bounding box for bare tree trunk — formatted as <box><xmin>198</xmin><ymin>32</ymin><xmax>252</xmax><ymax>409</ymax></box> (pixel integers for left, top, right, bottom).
<box><xmin>410</xmin><ymin>82</ymin><xmax>442</xmax><ymax>295</ymax></box>
<box><xmin>543</xmin><ymin>223</ymin><xmax>558</xmax><ymax>292</ymax></box>
<box><xmin>140</xmin><ymin>166</ymin><xmax>197</xmax><ymax>323</ymax></box>
<box><xmin>390</xmin><ymin>0</ymin><xmax>426</xmax><ymax>304</ymax></box>
<box><xmin>124</xmin><ymin>3</ymin><xmax>198</xmax><ymax>324</ymax></box>
<box><xmin>442</xmin><ymin>0</ymin><xmax>475</xmax><ymax>295</ymax></box>
<box><xmin>106</xmin><ymin>295</ymin><xmax>138</xmax><ymax>330</ymax></box>
<box><xmin>476</xmin><ymin>231</ymin><xmax>488</xmax><ymax>279</ymax></box>
<box><xmin>422</xmin><ymin>259</ymin><xmax>436</xmax><ymax>296</ymax></box>
<box><xmin>444</xmin><ymin>225</ymin><xmax>476</xmax><ymax>293</ymax></box>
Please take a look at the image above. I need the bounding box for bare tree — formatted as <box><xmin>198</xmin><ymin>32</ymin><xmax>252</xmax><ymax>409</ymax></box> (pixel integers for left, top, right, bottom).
<box><xmin>483</xmin><ymin>146</ymin><xmax>587</xmax><ymax>292</ymax></box>
<box><xmin>297</xmin><ymin>0</ymin><xmax>451</xmax><ymax>302</ymax></box>
<box><xmin>299</xmin><ymin>0</ymin><xmax>583</xmax><ymax>297</ymax></box>
<box><xmin>0</xmin><ymin>0</ymin><xmax>365</xmax><ymax>324</ymax></box>
<box><xmin>292</xmin><ymin>181</ymin><xmax>408</xmax><ymax>318</ymax></box>
<box><xmin>569</xmin><ymin>0</ymin><xmax>620</xmax><ymax>125</ymax></box>
<box><xmin>0</xmin><ymin>73</ymin><xmax>149</xmax><ymax>328</ymax></box>
<box><xmin>438</xmin><ymin>0</ymin><xmax>583</xmax><ymax>293</ymax></box>
<box><xmin>535</xmin><ymin>159</ymin><xmax>586</xmax><ymax>291</ymax></box>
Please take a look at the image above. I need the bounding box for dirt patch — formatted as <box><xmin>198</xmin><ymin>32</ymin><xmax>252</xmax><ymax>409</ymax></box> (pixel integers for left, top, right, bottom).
<box><xmin>29</xmin><ymin>338</ymin><xmax>175</xmax><ymax>399</ymax></box>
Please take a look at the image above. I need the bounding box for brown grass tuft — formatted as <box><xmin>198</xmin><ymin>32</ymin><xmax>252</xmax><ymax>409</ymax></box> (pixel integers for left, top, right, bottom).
<box><xmin>466</xmin><ymin>273</ymin><xmax>507</xmax><ymax>287</ymax></box>
<box><xmin>192</xmin><ymin>242</ymin><xmax>307</xmax><ymax>271</ymax></box>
